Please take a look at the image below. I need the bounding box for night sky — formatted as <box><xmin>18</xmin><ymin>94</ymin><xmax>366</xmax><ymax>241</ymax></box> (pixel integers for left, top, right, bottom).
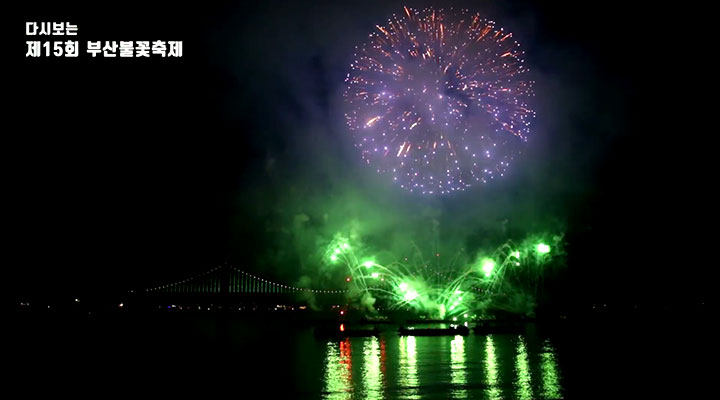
<box><xmin>11</xmin><ymin>0</ymin><xmax>716</xmax><ymax>309</ymax></box>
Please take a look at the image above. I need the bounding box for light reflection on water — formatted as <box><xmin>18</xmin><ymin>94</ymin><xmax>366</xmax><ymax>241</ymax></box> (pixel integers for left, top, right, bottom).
<box><xmin>450</xmin><ymin>335</ymin><xmax>468</xmax><ymax>399</ymax></box>
<box><xmin>484</xmin><ymin>335</ymin><xmax>502</xmax><ymax>400</ymax></box>
<box><xmin>323</xmin><ymin>338</ymin><xmax>353</xmax><ymax>399</ymax></box>
<box><xmin>362</xmin><ymin>337</ymin><xmax>383</xmax><ymax>400</ymax></box>
<box><xmin>515</xmin><ymin>336</ymin><xmax>533</xmax><ymax>400</ymax></box>
<box><xmin>541</xmin><ymin>339</ymin><xmax>563</xmax><ymax>399</ymax></box>
<box><xmin>398</xmin><ymin>336</ymin><xmax>419</xmax><ymax>399</ymax></box>
<box><xmin>322</xmin><ymin>330</ymin><xmax>563</xmax><ymax>400</ymax></box>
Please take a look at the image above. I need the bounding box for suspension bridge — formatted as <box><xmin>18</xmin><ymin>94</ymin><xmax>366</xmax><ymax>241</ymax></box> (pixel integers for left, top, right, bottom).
<box><xmin>139</xmin><ymin>265</ymin><xmax>348</xmax><ymax>297</ymax></box>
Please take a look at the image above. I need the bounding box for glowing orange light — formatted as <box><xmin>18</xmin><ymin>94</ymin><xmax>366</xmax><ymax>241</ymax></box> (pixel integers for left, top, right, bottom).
<box><xmin>340</xmin><ymin>323</ymin><xmax>345</xmax><ymax>332</ymax></box>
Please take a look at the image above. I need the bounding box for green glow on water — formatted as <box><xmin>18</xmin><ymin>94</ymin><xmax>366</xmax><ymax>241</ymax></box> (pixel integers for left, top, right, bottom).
<box><xmin>323</xmin><ymin>339</ymin><xmax>353</xmax><ymax>399</ymax></box>
<box><xmin>361</xmin><ymin>337</ymin><xmax>383</xmax><ymax>400</ymax></box>
<box><xmin>450</xmin><ymin>336</ymin><xmax>468</xmax><ymax>399</ymax></box>
<box><xmin>536</xmin><ymin>243</ymin><xmax>551</xmax><ymax>255</ymax></box>
<box><xmin>485</xmin><ymin>335</ymin><xmax>502</xmax><ymax>400</ymax></box>
<box><xmin>399</xmin><ymin>336</ymin><xmax>419</xmax><ymax>398</ymax></box>
<box><xmin>317</xmin><ymin>323</ymin><xmax>563</xmax><ymax>399</ymax></box>
<box><xmin>515</xmin><ymin>337</ymin><xmax>533</xmax><ymax>400</ymax></box>
<box><xmin>541</xmin><ymin>340</ymin><xmax>563</xmax><ymax>399</ymax></box>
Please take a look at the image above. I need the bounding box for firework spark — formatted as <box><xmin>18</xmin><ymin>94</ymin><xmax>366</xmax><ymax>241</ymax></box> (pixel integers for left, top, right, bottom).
<box><xmin>344</xmin><ymin>7</ymin><xmax>535</xmax><ymax>194</ymax></box>
<box><xmin>325</xmin><ymin>232</ymin><xmax>563</xmax><ymax>319</ymax></box>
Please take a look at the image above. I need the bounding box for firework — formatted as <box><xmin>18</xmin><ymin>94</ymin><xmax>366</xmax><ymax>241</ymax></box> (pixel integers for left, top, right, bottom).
<box><xmin>344</xmin><ymin>7</ymin><xmax>535</xmax><ymax>194</ymax></box>
<box><xmin>324</xmin><ymin>232</ymin><xmax>563</xmax><ymax>319</ymax></box>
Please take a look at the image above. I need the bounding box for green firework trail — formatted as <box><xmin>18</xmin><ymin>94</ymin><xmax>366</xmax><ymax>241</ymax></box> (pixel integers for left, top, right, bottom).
<box><xmin>323</xmin><ymin>232</ymin><xmax>565</xmax><ymax>319</ymax></box>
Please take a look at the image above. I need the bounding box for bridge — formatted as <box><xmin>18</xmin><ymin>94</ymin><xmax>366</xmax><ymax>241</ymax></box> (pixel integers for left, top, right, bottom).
<box><xmin>137</xmin><ymin>264</ymin><xmax>347</xmax><ymax>300</ymax></box>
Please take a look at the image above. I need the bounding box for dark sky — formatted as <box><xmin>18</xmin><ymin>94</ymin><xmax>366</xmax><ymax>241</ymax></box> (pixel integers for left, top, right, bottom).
<box><xmin>10</xmin><ymin>0</ymin><xmax>717</xmax><ymax>306</ymax></box>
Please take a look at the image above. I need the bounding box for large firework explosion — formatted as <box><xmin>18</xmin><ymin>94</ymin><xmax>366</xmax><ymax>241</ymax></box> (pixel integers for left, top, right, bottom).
<box><xmin>344</xmin><ymin>6</ymin><xmax>535</xmax><ymax>194</ymax></box>
<box><xmin>324</xmin><ymin>232</ymin><xmax>563</xmax><ymax>320</ymax></box>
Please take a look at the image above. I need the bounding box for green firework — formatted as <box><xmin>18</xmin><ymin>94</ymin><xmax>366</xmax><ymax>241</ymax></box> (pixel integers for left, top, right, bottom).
<box><xmin>323</xmin><ymin>232</ymin><xmax>564</xmax><ymax>318</ymax></box>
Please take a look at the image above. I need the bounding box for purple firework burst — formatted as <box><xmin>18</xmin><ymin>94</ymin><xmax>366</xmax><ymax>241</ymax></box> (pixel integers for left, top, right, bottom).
<box><xmin>344</xmin><ymin>6</ymin><xmax>535</xmax><ymax>194</ymax></box>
